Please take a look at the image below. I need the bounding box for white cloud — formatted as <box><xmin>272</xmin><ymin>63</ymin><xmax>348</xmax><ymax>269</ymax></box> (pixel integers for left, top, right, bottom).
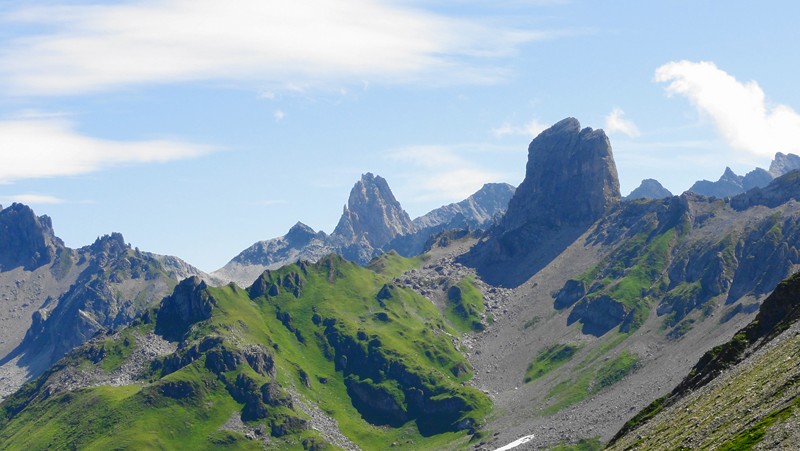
<box><xmin>604</xmin><ymin>107</ymin><xmax>640</xmax><ymax>138</ymax></box>
<box><xmin>655</xmin><ymin>60</ymin><xmax>800</xmax><ymax>158</ymax></box>
<box><xmin>274</xmin><ymin>110</ymin><xmax>285</xmax><ymax>122</ymax></box>
<box><xmin>492</xmin><ymin>118</ymin><xmax>547</xmax><ymax>138</ymax></box>
<box><xmin>0</xmin><ymin>0</ymin><xmax>551</xmax><ymax>96</ymax></box>
<box><xmin>0</xmin><ymin>194</ymin><xmax>64</xmax><ymax>205</ymax></box>
<box><xmin>0</xmin><ymin>117</ymin><xmax>214</xmax><ymax>183</ymax></box>
<box><xmin>388</xmin><ymin>145</ymin><xmax>505</xmax><ymax>200</ymax></box>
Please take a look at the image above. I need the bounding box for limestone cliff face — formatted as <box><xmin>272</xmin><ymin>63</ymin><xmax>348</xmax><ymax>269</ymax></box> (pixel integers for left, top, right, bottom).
<box><xmin>463</xmin><ymin>118</ymin><xmax>620</xmax><ymax>286</ymax></box>
<box><xmin>501</xmin><ymin>117</ymin><xmax>620</xmax><ymax>232</ymax></box>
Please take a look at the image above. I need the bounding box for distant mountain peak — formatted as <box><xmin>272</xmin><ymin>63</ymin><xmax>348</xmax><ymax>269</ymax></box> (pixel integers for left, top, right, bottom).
<box><xmin>332</xmin><ymin>173</ymin><xmax>414</xmax><ymax>250</ymax></box>
<box><xmin>624</xmin><ymin>179</ymin><xmax>672</xmax><ymax>200</ymax></box>
<box><xmin>769</xmin><ymin>152</ymin><xmax>800</xmax><ymax>177</ymax></box>
<box><xmin>720</xmin><ymin>167</ymin><xmax>740</xmax><ymax>182</ymax></box>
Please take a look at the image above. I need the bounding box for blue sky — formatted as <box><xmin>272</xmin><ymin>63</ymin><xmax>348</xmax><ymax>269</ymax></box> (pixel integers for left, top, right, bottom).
<box><xmin>1</xmin><ymin>0</ymin><xmax>799</xmax><ymax>272</ymax></box>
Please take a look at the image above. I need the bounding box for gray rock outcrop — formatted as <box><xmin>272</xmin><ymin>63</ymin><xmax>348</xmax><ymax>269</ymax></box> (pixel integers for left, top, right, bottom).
<box><xmin>0</xmin><ymin>203</ymin><xmax>64</xmax><ymax>271</ymax></box>
<box><xmin>463</xmin><ymin>117</ymin><xmax>621</xmax><ymax>286</ymax></box>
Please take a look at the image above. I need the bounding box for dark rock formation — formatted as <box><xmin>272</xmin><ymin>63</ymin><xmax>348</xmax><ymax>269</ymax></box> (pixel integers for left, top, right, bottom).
<box><xmin>553</xmin><ymin>279</ymin><xmax>586</xmax><ymax>309</ymax></box>
<box><xmin>567</xmin><ymin>295</ymin><xmax>628</xmax><ymax>337</ymax></box>
<box><xmin>463</xmin><ymin>117</ymin><xmax>621</xmax><ymax>286</ymax></box>
<box><xmin>730</xmin><ymin>169</ymin><xmax>800</xmax><ymax>210</ymax></box>
<box><xmin>503</xmin><ymin>117</ymin><xmax>620</xmax><ymax>230</ymax></box>
<box><xmin>4</xmin><ymin>232</ymin><xmax>184</xmax><ymax>374</ymax></box>
<box><xmin>624</xmin><ymin>179</ymin><xmax>672</xmax><ymax>200</ymax></box>
<box><xmin>156</xmin><ymin>276</ymin><xmax>215</xmax><ymax>341</ymax></box>
<box><xmin>0</xmin><ymin>203</ymin><xmax>63</xmax><ymax>271</ymax></box>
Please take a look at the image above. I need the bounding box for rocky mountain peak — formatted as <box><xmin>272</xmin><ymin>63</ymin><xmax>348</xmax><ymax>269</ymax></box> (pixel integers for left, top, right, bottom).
<box><xmin>332</xmin><ymin>173</ymin><xmax>414</xmax><ymax>249</ymax></box>
<box><xmin>284</xmin><ymin>222</ymin><xmax>320</xmax><ymax>247</ymax></box>
<box><xmin>0</xmin><ymin>203</ymin><xmax>63</xmax><ymax>271</ymax></box>
<box><xmin>503</xmin><ymin>117</ymin><xmax>620</xmax><ymax>231</ymax></box>
<box><xmin>462</xmin><ymin>118</ymin><xmax>620</xmax><ymax>286</ymax></box>
<box><xmin>768</xmin><ymin>152</ymin><xmax>800</xmax><ymax>177</ymax></box>
<box><xmin>625</xmin><ymin>179</ymin><xmax>672</xmax><ymax>200</ymax></box>
<box><xmin>88</xmin><ymin>232</ymin><xmax>128</xmax><ymax>256</ymax></box>
<box><xmin>720</xmin><ymin>167</ymin><xmax>741</xmax><ymax>183</ymax></box>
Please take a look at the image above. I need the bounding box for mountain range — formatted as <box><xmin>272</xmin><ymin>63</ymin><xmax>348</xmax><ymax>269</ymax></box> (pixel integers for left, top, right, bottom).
<box><xmin>3</xmin><ymin>117</ymin><xmax>800</xmax><ymax>449</ymax></box>
<box><xmin>212</xmin><ymin>175</ymin><xmax>515</xmax><ymax>286</ymax></box>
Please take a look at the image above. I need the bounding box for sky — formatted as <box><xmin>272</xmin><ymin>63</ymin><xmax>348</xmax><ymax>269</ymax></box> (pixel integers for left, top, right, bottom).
<box><xmin>1</xmin><ymin>0</ymin><xmax>800</xmax><ymax>272</ymax></box>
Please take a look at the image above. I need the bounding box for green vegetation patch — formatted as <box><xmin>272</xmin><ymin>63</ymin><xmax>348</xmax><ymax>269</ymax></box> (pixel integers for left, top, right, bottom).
<box><xmin>524</xmin><ymin>343</ymin><xmax>583</xmax><ymax>383</ymax></box>
<box><xmin>568</xmin><ymin>223</ymin><xmax>677</xmax><ymax>335</ymax></box>
<box><xmin>594</xmin><ymin>350</ymin><xmax>639</xmax><ymax>390</ymax></box>
<box><xmin>445</xmin><ymin>277</ymin><xmax>485</xmax><ymax>333</ymax></box>
<box><xmin>97</xmin><ymin>330</ymin><xmax>138</xmax><ymax>372</ymax></box>
<box><xmin>366</xmin><ymin>250</ymin><xmax>429</xmax><ymax>279</ymax></box>
<box><xmin>542</xmin><ymin>347</ymin><xmax>639</xmax><ymax>415</ymax></box>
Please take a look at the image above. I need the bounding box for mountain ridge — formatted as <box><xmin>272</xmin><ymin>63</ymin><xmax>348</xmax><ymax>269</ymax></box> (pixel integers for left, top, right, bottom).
<box><xmin>213</xmin><ymin>177</ymin><xmax>515</xmax><ymax>286</ymax></box>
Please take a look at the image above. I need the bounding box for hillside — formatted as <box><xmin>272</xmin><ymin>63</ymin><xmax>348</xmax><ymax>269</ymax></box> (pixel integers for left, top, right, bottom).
<box><xmin>0</xmin><ymin>204</ymin><xmax>220</xmax><ymax>400</ymax></box>
<box><xmin>0</xmin><ymin>255</ymin><xmax>490</xmax><ymax>450</ymax></box>
<box><xmin>608</xmin><ymin>271</ymin><xmax>800</xmax><ymax>449</ymax></box>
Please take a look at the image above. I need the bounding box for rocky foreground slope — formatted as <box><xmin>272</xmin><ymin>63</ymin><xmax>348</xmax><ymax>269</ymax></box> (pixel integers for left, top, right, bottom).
<box><xmin>608</xmin><ymin>270</ymin><xmax>800</xmax><ymax>449</ymax></box>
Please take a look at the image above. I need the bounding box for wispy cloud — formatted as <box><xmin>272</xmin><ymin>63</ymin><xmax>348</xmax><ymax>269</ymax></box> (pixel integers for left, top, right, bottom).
<box><xmin>492</xmin><ymin>118</ymin><xmax>547</xmax><ymax>138</ymax></box>
<box><xmin>273</xmin><ymin>110</ymin><xmax>286</xmax><ymax>122</ymax></box>
<box><xmin>0</xmin><ymin>117</ymin><xmax>215</xmax><ymax>183</ymax></box>
<box><xmin>0</xmin><ymin>194</ymin><xmax>65</xmax><ymax>205</ymax></box>
<box><xmin>655</xmin><ymin>60</ymin><xmax>800</xmax><ymax>158</ymax></box>
<box><xmin>604</xmin><ymin>107</ymin><xmax>640</xmax><ymax>137</ymax></box>
<box><xmin>0</xmin><ymin>0</ymin><xmax>555</xmax><ymax>96</ymax></box>
<box><xmin>388</xmin><ymin>144</ymin><xmax>506</xmax><ymax>201</ymax></box>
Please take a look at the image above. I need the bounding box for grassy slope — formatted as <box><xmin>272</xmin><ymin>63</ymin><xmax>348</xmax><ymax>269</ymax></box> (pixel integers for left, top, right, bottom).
<box><xmin>0</xmin><ymin>256</ymin><xmax>489</xmax><ymax>450</ymax></box>
<box><xmin>542</xmin><ymin>347</ymin><xmax>638</xmax><ymax>416</ymax></box>
<box><xmin>524</xmin><ymin>343</ymin><xmax>584</xmax><ymax>384</ymax></box>
<box><xmin>366</xmin><ymin>250</ymin><xmax>429</xmax><ymax>279</ymax></box>
<box><xmin>609</xmin><ymin>271</ymin><xmax>800</xmax><ymax>449</ymax></box>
